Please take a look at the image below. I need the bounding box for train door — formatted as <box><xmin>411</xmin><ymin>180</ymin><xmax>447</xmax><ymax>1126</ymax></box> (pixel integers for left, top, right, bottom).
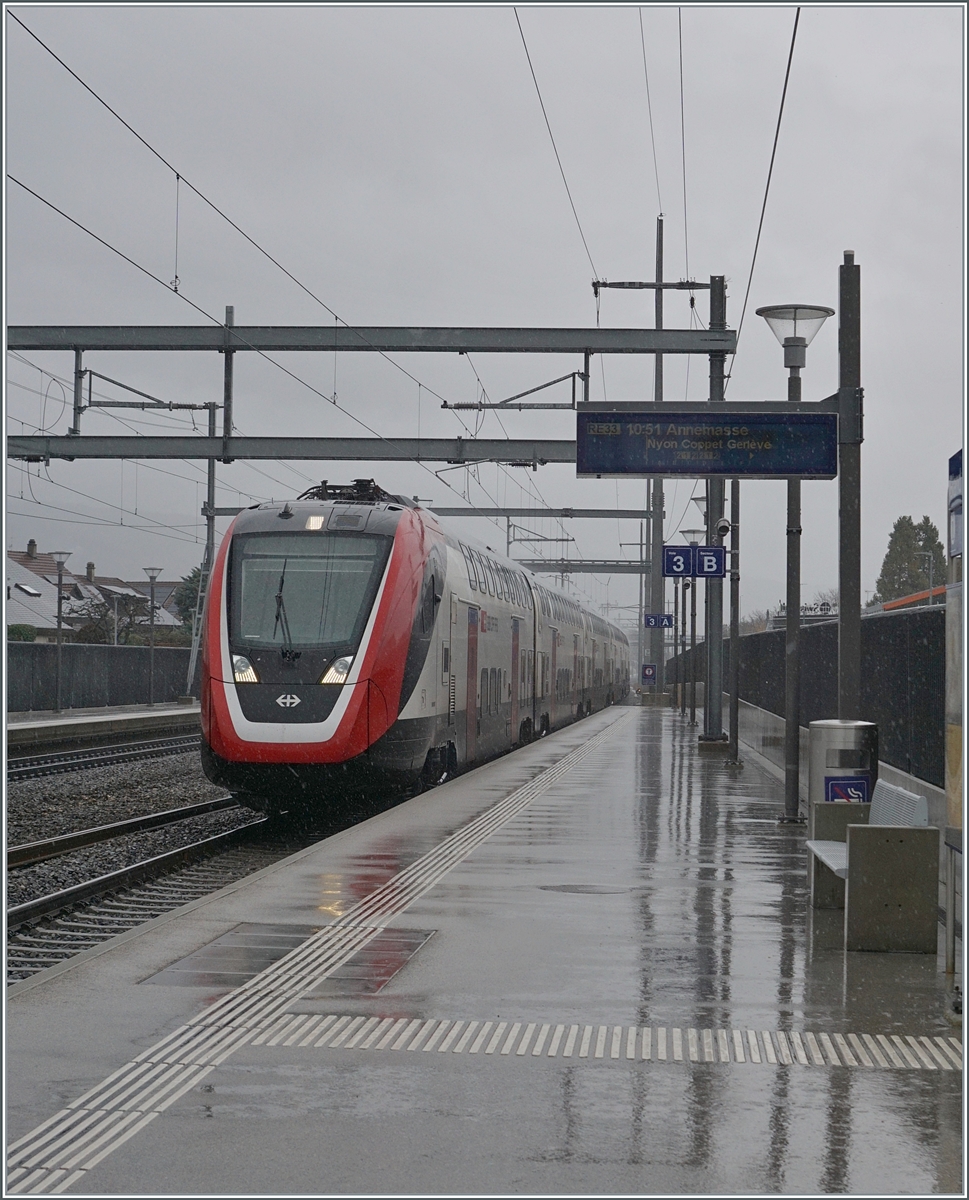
<box><xmin>466</xmin><ymin>605</ymin><xmax>479</xmax><ymax>761</ymax></box>
<box><xmin>573</xmin><ymin>634</ymin><xmax>579</xmax><ymax>714</ymax></box>
<box><xmin>511</xmin><ymin>617</ymin><xmax>520</xmax><ymax>741</ymax></box>
<box><xmin>549</xmin><ymin>627</ymin><xmax>558</xmax><ymax>726</ymax></box>
<box><xmin>447</xmin><ymin>595</ymin><xmax>457</xmax><ymax>726</ymax></box>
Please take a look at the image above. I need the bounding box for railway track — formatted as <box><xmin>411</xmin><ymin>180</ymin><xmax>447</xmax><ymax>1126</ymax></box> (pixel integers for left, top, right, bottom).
<box><xmin>7</xmin><ymin>732</ymin><xmax>203</xmax><ymax>781</ymax></box>
<box><xmin>7</xmin><ymin>795</ymin><xmax>243</xmax><ymax>869</ymax></box>
<box><xmin>6</xmin><ymin>820</ymin><xmax>308</xmax><ymax>984</ymax></box>
<box><xmin>7</xmin><ymin>732</ymin><xmax>202</xmax><ymax>781</ymax></box>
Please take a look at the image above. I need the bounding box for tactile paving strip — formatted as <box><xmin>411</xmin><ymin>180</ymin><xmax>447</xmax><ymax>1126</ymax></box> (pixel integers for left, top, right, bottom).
<box><xmin>7</xmin><ymin>715</ymin><xmax>631</xmax><ymax>1195</ymax></box>
<box><xmin>249</xmin><ymin>1012</ymin><xmax>963</xmax><ymax>1071</ymax></box>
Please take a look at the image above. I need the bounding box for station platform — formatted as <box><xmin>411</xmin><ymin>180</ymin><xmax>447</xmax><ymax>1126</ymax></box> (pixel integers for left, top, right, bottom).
<box><xmin>7</xmin><ymin>703</ymin><xmax>200</xmax><ymax>752</ymax></box>
<box><xmin>6</xmin><ymin>706</ymin><xmax>963</xmax><ymax>1195</ymax></box>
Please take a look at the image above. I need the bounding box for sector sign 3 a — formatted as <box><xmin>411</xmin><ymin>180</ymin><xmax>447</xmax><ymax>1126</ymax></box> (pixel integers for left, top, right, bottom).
<box><xmin>576</xmin><ymin>411</ymin><xmax>838</xmax><ymax>478</ymax></box>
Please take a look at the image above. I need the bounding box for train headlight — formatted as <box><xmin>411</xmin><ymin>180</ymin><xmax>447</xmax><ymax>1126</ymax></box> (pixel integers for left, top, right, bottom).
<box><xmin>320</xmin><ymin>655</ymin><xmax>353</xmax><ymax>684</ymax></box>
<box><xmin>232</xmin><ymin>654</ymin><xmax>259</xmax><ymax>684</ymax></box>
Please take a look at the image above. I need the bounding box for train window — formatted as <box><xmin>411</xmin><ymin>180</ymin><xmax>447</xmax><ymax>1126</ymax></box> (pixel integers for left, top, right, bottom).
<box><xmin>490</xmin><ymin>667</ymin><xmax>498</xmax><ymax>712</ymax></box>
<box><xmin>421</xmin><ymin>574</ymin><xmax>436</xmax><ymax>633</ymax></box>
<box><xmin>442</xmin><ymin>642</ymin><xmax>450</xmax><ymax>682</ymax></box>
<box><xmin>480</xmin><ymin>669</ymin><xmax>489</xmax><ymax>714</ymax></box>
<box><xmin>461</xmin><ymin>544</ymin><xmax>477</xmax><ymax>591</ymax></box>
<box><xmin>472</xmin><ymin>549</ymin><xmax>488</xmax><ymax>593</ymax></box>
<box><xmin>230</xmin><ymin>531</ymin><xmax>391</xmax><ymax>650</ymax></box>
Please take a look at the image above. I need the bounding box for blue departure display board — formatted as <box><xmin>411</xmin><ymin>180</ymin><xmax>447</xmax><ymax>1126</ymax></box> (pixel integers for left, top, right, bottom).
<box><xmin>576</xmin><ymin>411</ymin><xmax>838</xmax><ymax>478</ymax></box>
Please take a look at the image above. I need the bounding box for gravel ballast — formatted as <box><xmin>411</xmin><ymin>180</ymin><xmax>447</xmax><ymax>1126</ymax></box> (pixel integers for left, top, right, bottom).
<box><xmin>6</xmin><ymin>751</ymin><xmax>264</xmax><ymax>908</ymax></box>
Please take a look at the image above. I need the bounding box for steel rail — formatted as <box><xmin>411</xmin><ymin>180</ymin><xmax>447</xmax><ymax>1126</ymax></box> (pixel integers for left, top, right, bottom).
<box><xmin>7</xmin><ymin>796</ymin><xmax>241</xmax><ymax>869</ymax></box>
<box><xmin>7</xmin><ymin>733</ymin><xmax>201</xmax><ymax>780</ymax></box>
<box><xmin>7</xmin><ymin>819</ymin><xmax>266</xmax><ymax>929</ymax></box>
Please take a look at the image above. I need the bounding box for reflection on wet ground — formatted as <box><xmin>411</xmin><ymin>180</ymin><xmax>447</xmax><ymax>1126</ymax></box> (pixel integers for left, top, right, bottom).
<box><xmin>63</xmin><ymin>707</ymin><xmax>961</xmax><ymax>1195</ymax></box>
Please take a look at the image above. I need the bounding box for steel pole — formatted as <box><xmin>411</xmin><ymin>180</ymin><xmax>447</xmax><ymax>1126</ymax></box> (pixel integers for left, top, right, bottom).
<box><xmin>70</xmin><ymin>349</ymin><xmax>84</xmax><ymax>436</ymax></box>
<box><xmin>703</xmin><ymin>276</ymin><xmax>727</xmax><ymax>740</ymax></box>
<box><xmin>55</xmin><ymin>563</ymin><xmax>64</xmax><ymax>713</ymax></box>
<box><xmin>222</xmin><ymin>305</ymin><xmax>235</xmax><ymax>463</ymax></box>
<box><xmin>689</xmin><ymin>577</ymin><xmax>698</xmax><ymax>725</ymax></box>
<box><xmin>680</xmin><ymin>581</ymin><xmax>689</xmax><ymax>716</ymax></box>
<box><xmin>650</xmin><ymin>217</ymin><xmax>666</xmax><ymax>692</ymax></box>
<box><xmin>838</xmin><ymin>252</ymin><xmax>862</xmax><ymax>718</ymax></box>
<box><xmin>636</xmin><ymin>516</ymin><xmax>643</xmax><ymax>687</ymax></box>
<box><xmin>784</xmin><ymin>369</ymin><xmax>803</xmax><ymax>821</ymax></box>
<box><xmin>673</xmin><ymin>577</ymin><xmax>680</xmax><ymax>709</ymax></box>
<box><xmin>728</xmin><ymin>478</ymin><xmax>742</xmax><ymax>764</ymax></box>
<box><xmin>148</xmin><ymin>577</ymin><xmax>156</xmax><ymax>708</ymax></box>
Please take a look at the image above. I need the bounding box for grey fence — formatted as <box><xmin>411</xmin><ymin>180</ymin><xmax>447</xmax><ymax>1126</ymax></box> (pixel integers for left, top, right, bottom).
<box><xmin>669</xmin><ymin>605</ymin><xmax>945</xmax><ymax>787</ymax></box>
<box><xmin>6</xmin><ymin>643</ymin><xmax>197</xmax><ymax>712</ymax></box>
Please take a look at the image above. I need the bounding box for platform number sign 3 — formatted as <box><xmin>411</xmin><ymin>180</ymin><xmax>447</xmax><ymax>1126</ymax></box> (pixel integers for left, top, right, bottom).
<box><xmin>662</xmin><ymin>546</ymin><xmax>694</xmax><ymax>577</ymax></box>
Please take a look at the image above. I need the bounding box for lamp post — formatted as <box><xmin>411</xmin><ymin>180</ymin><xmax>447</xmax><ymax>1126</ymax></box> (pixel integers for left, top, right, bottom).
<box><xmin>143</xmin><ymin>566</ymin><xmax>162</xmax><ymax>706</ymax></box>
<box><xmin>755</xmin><ymin>304</ymin><xmax>834</xmax><ymax>821</ymax></box>
<box><xmin>917</xmin><ymin>550</ymin><xmax>935</xmax><ymax>605</ymax></box>
<box><xmin>683</xmin><ymin>530</ymin><xmax>705</xmax><ymax>726</ymax></box>
<box><xmin>51</xmin><ymin>550</ymin><xmax>71</xmax><ymax>714</ymax></box>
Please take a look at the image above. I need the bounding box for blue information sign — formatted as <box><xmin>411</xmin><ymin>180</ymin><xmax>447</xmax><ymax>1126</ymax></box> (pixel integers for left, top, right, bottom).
<box><xmin>662</xmin><ymin>545</ymin><xmax>726</xmax><ymax>578</ymax></box>
<box><xmin>644</xmin><ymin>613</ymin><xmax>675</xmax><ymax>628</ymax></box>
<box><xmin>663</xmin><ymin>546</ymin><xmax>694</xmax><ymax>577</ymax></box>
<box><xmin>695</xmin><ymin>546</ymin><xmax>726</xmax><ymax>577</ymax></box>
<box><xmin>642</xmin><ymin>663</ymin><xmax>657</xmax><ymax>684</ymax></box>
<box><xmin>577</xmin><ymin>410</ymin><xmax>838</xmax><ymax>478</ymax></box>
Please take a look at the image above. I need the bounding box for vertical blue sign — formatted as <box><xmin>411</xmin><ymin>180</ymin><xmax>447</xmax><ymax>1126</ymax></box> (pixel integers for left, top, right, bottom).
<box><xmin>662</xmin><ymin>546</ymin><xmax>694</xmax><ymax>577</ymax></box>
<box><xmin>695</xmin><ymin>547</ymin><xmax>726</xmax><ymax>577</ymax></box>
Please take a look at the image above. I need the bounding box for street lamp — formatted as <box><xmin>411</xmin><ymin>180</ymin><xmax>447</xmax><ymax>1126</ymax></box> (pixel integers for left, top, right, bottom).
<box><xmin>757</xmin><ymin>303</ymin><xmax>834</xmax><ymax>822</ymax></box>
<box><xmin>51</xmin><ymin>550</ymin><xmax>71</xmax><ymax>714</ymax></box>
<box><xmin>143</xmin><ymin>566</ymin><xmax>162</xmax><ymax>706</ymax></box>
<box><xmin>683</xmin><ymin>530</ymin><xmax>705</xmax><ymax>726</ymax></box>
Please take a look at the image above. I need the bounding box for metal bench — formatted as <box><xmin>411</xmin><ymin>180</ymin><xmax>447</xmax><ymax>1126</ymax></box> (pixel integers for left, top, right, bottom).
<box><xmin>806</xmin><ymin>779</ymin><xmax>940</xmax><ymax>952</ymax></box>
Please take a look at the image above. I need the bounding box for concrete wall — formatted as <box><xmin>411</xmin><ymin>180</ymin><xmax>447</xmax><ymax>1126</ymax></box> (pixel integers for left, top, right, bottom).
<box><xmin>6</xmin><ymin>643</ymin><xmax>195</xmax><ymax>712</ymax></box>
<box><xmin>669</xmin><ymin>606</ymin><xmax>945</xmax><ymax>787</ymax></box>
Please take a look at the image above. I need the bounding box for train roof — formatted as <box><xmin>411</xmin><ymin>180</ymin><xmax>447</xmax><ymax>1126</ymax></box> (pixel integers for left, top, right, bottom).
<box><xmin>228</xmin><ymin>487</ymin><xmax>628</xmax><ymax>646</ymax></box>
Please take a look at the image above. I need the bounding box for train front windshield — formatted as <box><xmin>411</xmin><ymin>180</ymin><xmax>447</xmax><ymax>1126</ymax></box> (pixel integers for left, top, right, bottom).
<box><xmin>229</xmin><ymin>532</ymin><xmax>392</xmax><ymax>650</ymax></box>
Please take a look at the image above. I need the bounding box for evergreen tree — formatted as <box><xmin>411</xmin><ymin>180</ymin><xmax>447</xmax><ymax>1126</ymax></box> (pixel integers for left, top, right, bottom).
<box><xmin>173</xmin><ymin>566</ymin><xmax>202</xmax><ymax>625</ymax></box>
<box><xmin>873</xmin><ymin>515</ymin><xmax>945</xmax><ymax>603</ymax></box>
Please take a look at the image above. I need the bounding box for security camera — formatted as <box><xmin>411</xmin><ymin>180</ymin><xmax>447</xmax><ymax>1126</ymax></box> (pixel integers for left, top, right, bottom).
<box><xmin>715</xmin><ymin>517</ymin><xmax>732</xmax><ymax>539</ymax></box>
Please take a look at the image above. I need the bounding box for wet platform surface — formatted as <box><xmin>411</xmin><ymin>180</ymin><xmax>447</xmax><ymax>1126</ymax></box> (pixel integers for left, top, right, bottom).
<box><xmin>6</xmin><ymin>707</ymin><xmax>963</xmax><ymax>1195</ymax></box>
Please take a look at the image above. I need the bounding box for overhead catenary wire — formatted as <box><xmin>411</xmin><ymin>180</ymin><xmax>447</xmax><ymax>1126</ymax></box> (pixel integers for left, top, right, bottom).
<box><xmin>8</xmin><ymin>13</ymin><xmax>612</xmax><ymax>612</ymax></box>
<box><xmin>6</xmin><ymin>178</ymin><xmax>533</xmax><ymax>557</ymax></box>
<box><xmin>8</xmin><ymin>11</ymin><xmax>545</xmax><ymax>558</ymax></box>
<box><xmin>513</xmin><ymin>7</ymin><xmax>599</xmax><ymax>279</ymax></box>
<box><xmin>726</xmin><ymin>6</ymin><xmax>801</xmax><ymax>390</ymax></box>
<box><xmin>677</xmin><ymin>8</ymin><xmax>690</xmax><ymax>282</ymax></box>
<box><xmin>6</xmin><ymin>10</ymin><xmax>450</xmax><ymax>408</ymax></box>
<box><xmin>638</xmin><ymin>8</ymin><xmax>663</xmax><ymax>215</ymax></box>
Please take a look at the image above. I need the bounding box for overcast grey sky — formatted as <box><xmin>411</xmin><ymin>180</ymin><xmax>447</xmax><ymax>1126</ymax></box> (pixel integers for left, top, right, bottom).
<box><xmin>4</xmin><ymin>3</ymin><xmax>964</xmax><ymax>625</ymax></box>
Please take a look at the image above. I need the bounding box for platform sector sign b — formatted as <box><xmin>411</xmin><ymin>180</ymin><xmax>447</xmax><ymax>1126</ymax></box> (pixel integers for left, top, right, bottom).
<box><xmin>695</xmin><ymin>547</ymin><xmax>726</xmax><ymax>577</ymax></box>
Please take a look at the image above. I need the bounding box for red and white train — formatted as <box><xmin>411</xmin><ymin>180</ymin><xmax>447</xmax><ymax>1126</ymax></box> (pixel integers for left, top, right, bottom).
<box><xmin>201</xmin><ymin>480</ymin><xmax>630</xmax><ymax>814</ymax></box>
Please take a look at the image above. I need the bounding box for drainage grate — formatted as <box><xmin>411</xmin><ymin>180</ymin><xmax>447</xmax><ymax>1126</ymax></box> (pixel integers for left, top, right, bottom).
<box><xmin>143</xmin><ymin>924</ymin><xmax>434</xmax><ymax>994</ymax></box>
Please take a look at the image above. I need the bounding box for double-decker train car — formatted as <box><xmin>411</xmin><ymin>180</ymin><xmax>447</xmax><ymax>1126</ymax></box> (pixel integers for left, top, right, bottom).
<box><xmin>200</xmin><ymin>480</ymin><xmax>629</xmax><ymax>814</ymax></box>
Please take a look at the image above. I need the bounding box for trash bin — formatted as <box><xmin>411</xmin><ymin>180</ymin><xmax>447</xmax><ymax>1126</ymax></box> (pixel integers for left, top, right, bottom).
<box><xmin>809</xmin><ymin>719</ymin><xmax>878</xmax><ymax>807</ymax></box>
